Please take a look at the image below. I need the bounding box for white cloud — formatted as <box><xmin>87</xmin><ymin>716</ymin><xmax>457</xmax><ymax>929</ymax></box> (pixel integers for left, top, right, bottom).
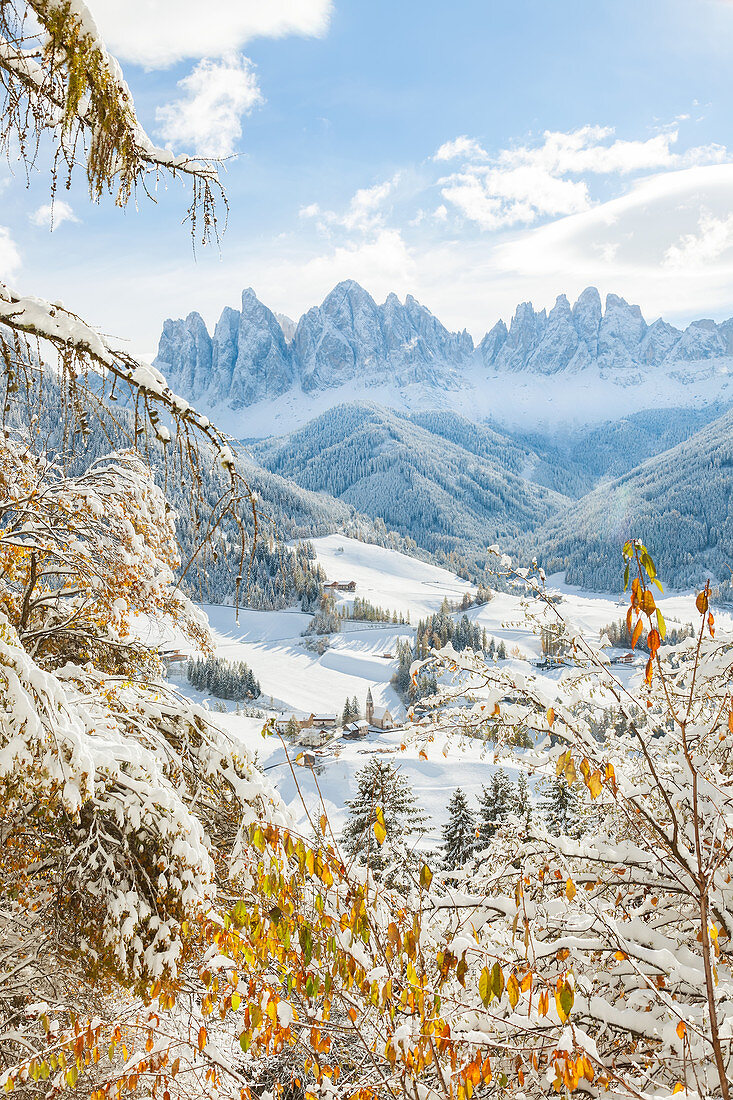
<box><xmin>301</xmin><ymin>174</ymin><xmax>402</xmax><ymax>233</ymax></box>
<box><xmin>441</xmin><ymin>168</ymin><xmax>590</xmax><ymax>230</ymax></box>
<box><xmin>299</xmin><ymin>228</ymin><xmax>414</xmax><ymax>297</ymax></box>
<box><xmin>437</xmin><ymin>125</ymin><xmax>727</xmax><ymax>231</ymax></box>
<box><xmin>664</xmin><ymin>210</ymin><xmax>733</xmax><ymax>268</ymax></box>
<box><xmin>29</xmin><ymin>122</ymin><xmax>733</xmax><ymax>355</ymax></box>
<box><xmin>88</xmin><ymin>0</ymin><xmax>333</xmax><ymax>68</ymax></box>
<box><xmin>156</xmin><ymin>54</ymin><xmax>263</xmax><ymax>157</ymax></box>
<box><xmin>29</xmin><ymin>200</ymin><xmax>79</xmax><ymax>230</ymax></box>
<box><xmin>0</xmin><ymin>226</ymin><xmax>20</xmax><ymax>282</ymax></box>
<box><xmin>433</xmin><ymin>136</ymin><xmax>488</xmax><ymax>162</ymax></box>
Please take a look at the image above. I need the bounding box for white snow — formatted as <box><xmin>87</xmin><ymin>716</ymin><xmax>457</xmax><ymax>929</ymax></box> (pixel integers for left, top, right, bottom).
<box><xmin>145</xmin><ymin>535</ymin><xmax>733</xmax><ymax>844</ymax></box>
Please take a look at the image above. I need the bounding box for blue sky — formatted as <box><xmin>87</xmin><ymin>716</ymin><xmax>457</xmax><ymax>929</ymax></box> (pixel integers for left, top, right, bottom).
<box><xmin>6</xmin><ymin>0</ymin><xmax>733</xmax><ymax>354</ymax></box>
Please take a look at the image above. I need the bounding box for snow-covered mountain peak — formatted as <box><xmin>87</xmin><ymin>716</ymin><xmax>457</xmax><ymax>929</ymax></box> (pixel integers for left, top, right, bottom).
<box><xmin>153</xmin><ymin>281</ymin><xmax>733</xmax><ymax>435</ymax></box>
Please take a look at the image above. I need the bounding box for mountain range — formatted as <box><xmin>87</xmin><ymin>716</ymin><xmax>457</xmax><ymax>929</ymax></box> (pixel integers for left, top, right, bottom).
<box><xmin>154</xmin><ymin>280</ymin><xmax>733</xmax><ymax>437</ymax></box>
<box><xmin>153</xmin><ymin>281</ymin><xmax>733</xmax><ymax>592</ymax></box>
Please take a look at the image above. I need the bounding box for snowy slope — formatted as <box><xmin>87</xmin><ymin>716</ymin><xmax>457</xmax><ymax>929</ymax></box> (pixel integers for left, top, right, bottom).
<box><xmin>311</xmin><ymin>533</ymin><xmax>473</xmax><ymax>618</ymax></box>
<box><xmin>149</xmin><ymin>536</ymin><xmax>733</xmax><ymax>844</ymax></box>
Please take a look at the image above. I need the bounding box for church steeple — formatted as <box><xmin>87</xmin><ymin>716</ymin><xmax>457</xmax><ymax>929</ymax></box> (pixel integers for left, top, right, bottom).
<box><xmin>365</xmin><ymin>688</ymin><xmax>374</xmax><ymax>725</ymax></box>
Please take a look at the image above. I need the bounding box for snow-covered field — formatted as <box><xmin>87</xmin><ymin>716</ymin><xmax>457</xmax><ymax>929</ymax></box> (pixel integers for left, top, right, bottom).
<box><xmin>154</xmin><ymin>535</ymin><xmax>731</xmax><ymax>843</ymax></box>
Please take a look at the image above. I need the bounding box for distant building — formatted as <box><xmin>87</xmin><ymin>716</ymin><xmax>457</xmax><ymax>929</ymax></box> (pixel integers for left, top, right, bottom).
<box><xmin>381</xmin><ymin>652</ymin><xmax>395</xmax><ymax>660</ymax></box>
<box><xmin>343</xmin><ymin>719</ymin><xmax>369</xmax><ymax>739</ymax></box>
<box><xmin>274</xmin><ymin>714</ymin><xmax>302</xmax><ymax>736</ymax></box>
<box><xmin>300</xmin><ymin>727</ymin><xmax>334</xmax><ymax>748</ymax></box>
<box><xmin>365</xmin><ymin>689</ymin><xmax>395</xmax><ymax>730</ymax></box>
<box><xmin>614</xmin><ymin>652</ymin><xmax>635</xmax><ymax>665</ymax></box>
<box><xmin>324</xmin><ymin>580</ymin><xmax>357</xmax><ymax>592</ymax></box>
<box><xmin>311</xmin><ymin>714</ymin><xmax>338</xmax><ymax>729</ymax></box>
<box><xmin>160</xmin><ymin>649</ymin><xmax>188</xmax><ymax>670</ymax></box>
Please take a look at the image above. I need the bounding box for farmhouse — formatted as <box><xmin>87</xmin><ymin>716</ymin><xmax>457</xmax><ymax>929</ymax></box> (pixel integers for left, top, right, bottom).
<box><xmin>300</xmin><ymin>727</ymin><xmax>335</xmax><ymax>749</ymax></box>
<box><xmin>324</xmin><ymin>580</ymin><xmax>357</xmax><ymax>592</ymax></box>
<box><xmin>160</xmin><ymin>649</ymin><xmax>188</xmax><ymax>671</ymax></box>
<box><xmin>342</xmin><ymin>719</ymin><xmax>369</xmax><ymax>739</ymax></box>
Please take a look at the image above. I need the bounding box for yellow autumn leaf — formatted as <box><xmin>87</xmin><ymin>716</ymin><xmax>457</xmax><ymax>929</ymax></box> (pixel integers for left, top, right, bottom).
<box><xmin>565</xmin><ymin>878</ymin><xmax>576</xmax><ymax>901</ymax></box>
<box><xmin>374</xmin><ymin>806</ymin><xmax>387</xmax><ymax>846</ymax></box>
<box><xmin>587</xmin><ymin>770</ymin><xmax>603</xmax><ymax>799</ymax></box>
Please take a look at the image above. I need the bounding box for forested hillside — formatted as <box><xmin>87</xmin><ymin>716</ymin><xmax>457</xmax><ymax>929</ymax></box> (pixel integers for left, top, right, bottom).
<box><xmin>251</xmin><ymin>403</ymin><xmax>568</xmax><ymax>558</ymax></box>
<box><xmin>533</xmin><ymin>406</ymin><xmax>733</xmax><ymax>589</ymax></box>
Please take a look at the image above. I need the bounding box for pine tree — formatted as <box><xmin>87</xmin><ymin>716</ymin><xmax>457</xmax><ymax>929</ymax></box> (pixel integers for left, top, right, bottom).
<box><xmin>351</xmin><ymin>695</ymin><xmax>360</xmax><ymax>720</ymax></box>
<box><xmin>442</xmin><ymin>788</ymin><xmax>477</xmax><ymax>870</ymax></box>
<box><xmin>342</xmin><ymin>698</ymin><xmax>353</xmax><ymax>726</ymax></box>
<box><xmin>477</xmin><ymin>769</ymin><xmax>514</xmax><ymax>847</ymax></box>
<box><xmin>539</xmin><ymin>776</ymin><xmax>583</xmax><ymax>838</ymax></box>
<box><xmin>341</xmin><ymin>758</ymin><xmax>429</xmax><ymax>873</ymax></box>
<box><xmin>285</xmin><ymin>716</ymin><xmax>300</xmax><ymax>738</ymax></box>
<box><xmin>497</xmin><ymin>641</ymin><xmax>507</xmax><ymax>660</ymax></box>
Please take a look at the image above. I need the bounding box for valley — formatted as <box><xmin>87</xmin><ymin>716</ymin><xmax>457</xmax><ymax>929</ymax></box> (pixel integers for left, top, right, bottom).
<box><xmin>154</xmin><ymin>280</ymin><xmax>733</xmax><ymax>592</ymax></box>
<box><xmin>154</xmin><ymin>534</ymin><xmax>721</xmax><ymax>845</ymax></box>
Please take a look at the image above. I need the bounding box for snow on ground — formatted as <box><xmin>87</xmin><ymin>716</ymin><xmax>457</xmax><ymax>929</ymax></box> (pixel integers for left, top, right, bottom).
<box><xmin>205</xmin><ymin>361</ymin><xmax>733</xmax><ymax>440</ymax></box>
<box><xmin>311</xmin><ymin>534</ymin><xmax>473</xmax><ymax>619</ymax></box>
<box><xmin>145</xmin><ymin>535</ymin><xmax>733</xmax><ymax>845</ymax></box>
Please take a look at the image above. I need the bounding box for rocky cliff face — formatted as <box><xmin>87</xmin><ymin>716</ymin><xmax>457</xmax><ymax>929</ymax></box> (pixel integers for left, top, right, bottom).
<box><xmin>475</xmin><ymin>287</ymin><xmax>733</xmax><ymax>376</ymax></box>
<box><xmin>155</xmin><ymin>282</ymin><xmax>733</xmax><ymax>412</ymax></box>
<box><xmin>155</xmin><ymin>280</ymin><xmax>474</xmax><ymax>404</ymax></box>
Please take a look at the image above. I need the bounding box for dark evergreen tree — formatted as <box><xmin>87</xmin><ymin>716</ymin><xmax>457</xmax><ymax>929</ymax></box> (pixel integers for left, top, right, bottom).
<box><xmin>477</xmin><ymin>769</ymin><xmax>514</xmax><ymax>847</ymax></box>
<box><xmin>285</xmin><ymin>716</ymin><xmax>300</xmax><ymax>738</ymax></box>
<box><xmin>539</xmin><ymin>776</ymin><xmax>584</xmax><ymax>838</ymax></box>
<box><xmin>442</xmin><ymin>788</ymin><xmax>477</xmax><ymax>869</ymax></box>
<box><xmin>341</xmin><ymin>758</ymin><xmax>430</xmax><ymax>873</ymax></box>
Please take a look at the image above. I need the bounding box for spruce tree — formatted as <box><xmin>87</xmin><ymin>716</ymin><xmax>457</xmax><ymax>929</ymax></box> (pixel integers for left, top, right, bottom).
<box><xmin>351</xmin><ymin>695</ymin><xmax>360</xmax><ymax>720</ymax></box>
<box><xmin>285</xmin><ymin>716</ymin><xmax>300</xmax><ymax>738</ymax></box>
<box><xmin>442</xmin><ymin>788</ymin><xmax>477</xmax><ymax>870</ymax></box>
<box><xmin>341</xmin><ymin>758</ymin><xmax>429</xmax><ymax>872</ymax></box>
<box><xmin>477</xmin><ymin>769</ymin><xmax>514</xmax><ymax>847</ymax></box>
<box><xmin>539</xmin><ymin>776</ymin><xmax>583</xmax><ymax>838</ymax></box>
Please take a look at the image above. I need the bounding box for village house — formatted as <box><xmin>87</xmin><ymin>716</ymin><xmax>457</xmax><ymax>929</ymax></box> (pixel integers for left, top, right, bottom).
<box><xmin>342</xmin><ymin>718</ymin><xmax>369</xmax><ymax>739</ymax></box>
<box><xmin>160</xmin><ymin>649</ymin><xmax>188</xmax><ymax>672</ymax></box>
<box><xmin>299</xmin><ymin>727</ymin><xmax>335</xmax><ymax>749</ymax></box>
<box><xmin>324</xmin><ymin>580</ymin><xmax>357</xmax><ymax>592</ymax></box>
<box><xmin>273</xmin><ymin>714</ymin><xmax>304</xmax><ymax>736</ymax></box>
<box><xmin>311</xmin><ymin>713</ymin><xmax>338</xmax><ymax>729</ymax></box>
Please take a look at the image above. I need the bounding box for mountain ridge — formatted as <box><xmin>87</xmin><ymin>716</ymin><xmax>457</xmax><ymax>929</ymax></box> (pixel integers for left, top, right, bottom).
<box><xmin>154</xmin><ymin>281</ymin><xmax>733</xmax><ymax>435</ymax></box>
